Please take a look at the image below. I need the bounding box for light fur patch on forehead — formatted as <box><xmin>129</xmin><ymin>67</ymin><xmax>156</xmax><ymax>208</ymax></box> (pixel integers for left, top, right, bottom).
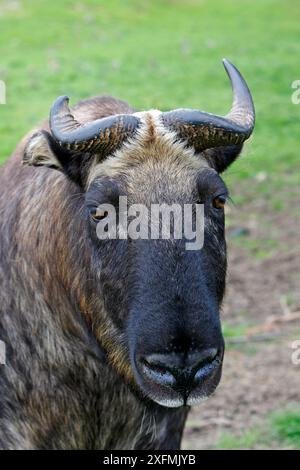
<box><xmin>87</xmin><ymin>110</ymin><xmax>209</xmax><ymax>188</ymax></box>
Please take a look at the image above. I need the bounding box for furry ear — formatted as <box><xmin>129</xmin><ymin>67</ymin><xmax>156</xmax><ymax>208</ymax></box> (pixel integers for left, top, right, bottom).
<box><xmin>23</xmin><ymin>130</ymin><xmax>64</xmax><ymax>170</ymax></box>
<box><xmin>202</xmin><ymin>144</ymin><xmax>244</xmax><ymax>173</ymax></box>
<box><xmin>23</xmin><ymin>130</ymin><xmax>89</xmax><ymax>186</ymax></box>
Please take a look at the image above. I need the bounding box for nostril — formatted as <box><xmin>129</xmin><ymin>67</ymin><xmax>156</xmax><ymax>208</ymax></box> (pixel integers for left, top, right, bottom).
<box><xmin>189</xmin><ymin>348</ymin><xmax>219</xmax><ymax>372</ymax></box>
<box><xmin>141</xmin><ymin>357</ymin><xmax>177</xmax><ymax>387</ymax></box>
<box><xmin>139</xmin><ymin>348</ymin><xmax>220</xmax><ymax>389</ymax></box>
<box><xmin>142</xmin><ymin>353</ymin><xmax>185</xmax><ymax>372</ymax></box>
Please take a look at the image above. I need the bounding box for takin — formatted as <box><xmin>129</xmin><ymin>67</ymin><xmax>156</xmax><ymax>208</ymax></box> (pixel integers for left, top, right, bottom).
<box><xmin>0</xmin><ymin>60</ymin><xmax>255</xmax><ymax>449</ymax></box>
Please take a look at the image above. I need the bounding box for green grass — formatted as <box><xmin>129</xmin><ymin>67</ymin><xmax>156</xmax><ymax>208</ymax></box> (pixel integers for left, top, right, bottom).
<box><xmin>0</xmin><ymin>0</ymin><xmax>300</xmax><ymax>194</ymax></box>
<box><xmin>216</xmin><ymin>429</ymin><xmax>263</xmax><ymax>450</ymax></box>
<box><xmin>232</xmin><ymin>235</ymin><xmax>282</xmax><ymax>260</ymax></box>
<box><xmin>222</xmin><ymin>322</ymin><xmax>260</xmax><ymax>354</ymax></box>
<box><xmin>222</xmin><ymin>322</ymin><xmax>251</xmax><ymax>339</ymax></box>
<box><xmin>271</xmin><ymin>408</ymin><xmax>300</xmax><ymax>448</ymax></box>
<box><xmin>216</xmin><ymin>406</ymin><xmax>300</xmax><ymax>449</ymax></box>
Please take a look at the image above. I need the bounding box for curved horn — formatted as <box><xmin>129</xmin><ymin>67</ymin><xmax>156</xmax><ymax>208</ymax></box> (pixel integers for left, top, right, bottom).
<box><xmin>50</xmin><ymin>96</ymin><xmax>140</xmax><ymax>154</ymax></box>
<box><xmin>161</xmin><ymin>59</ymin><xmax>255</xmax><ymax>152</ymax></box>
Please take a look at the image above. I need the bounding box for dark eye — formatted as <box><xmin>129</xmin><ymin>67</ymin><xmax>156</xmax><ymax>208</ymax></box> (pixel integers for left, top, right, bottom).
<box><xmin>212</xmin><ymin>195</ymin><xmax>227</xmax><ymax>210</ymax></box>
<box><xmin>90</xmin><ymin>208</ymin><xmax>109</xmax><ymax>222</ymax></box>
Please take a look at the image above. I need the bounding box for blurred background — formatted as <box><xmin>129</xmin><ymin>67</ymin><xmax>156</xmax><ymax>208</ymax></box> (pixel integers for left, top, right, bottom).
<box><xmin>0</xmin><ymin>0</ymin><xmax>299</xmax><ymax>449</ymax></box>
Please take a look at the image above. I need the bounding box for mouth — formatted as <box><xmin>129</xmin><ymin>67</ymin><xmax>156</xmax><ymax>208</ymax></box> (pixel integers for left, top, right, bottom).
<box><xmin>132</xmin><ymin>348</ymin><xmax>223</xmax><ymax>408</ymax></box>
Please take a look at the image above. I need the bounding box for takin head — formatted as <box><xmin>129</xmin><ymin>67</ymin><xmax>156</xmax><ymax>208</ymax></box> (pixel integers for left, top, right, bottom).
<box><xmin>23</xmin><ymin>59</ymin><xmax>255</xmax><ymax>407</ymax></box>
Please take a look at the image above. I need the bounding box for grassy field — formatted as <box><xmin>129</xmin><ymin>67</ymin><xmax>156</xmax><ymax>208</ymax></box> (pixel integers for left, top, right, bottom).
<box><xmin>0</xmin><ymin>0</ymin><xmax>299</xmax><ymax>450</ymax></box>
<box><xmin>0</xmin><ymin>0</ymin><xmax>300</xmax><ymax>184</ymax></box>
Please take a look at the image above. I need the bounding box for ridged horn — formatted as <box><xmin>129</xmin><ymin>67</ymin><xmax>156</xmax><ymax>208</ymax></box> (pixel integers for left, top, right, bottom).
<box><xmin>161</xmin><ymin>59</ymin><xmax>255</xmax><ymax>152</ymax></box>
<box><xmin>49</xmin><ymin>95</ymin><xmax>140</xmax><ymax>155</ymax></box>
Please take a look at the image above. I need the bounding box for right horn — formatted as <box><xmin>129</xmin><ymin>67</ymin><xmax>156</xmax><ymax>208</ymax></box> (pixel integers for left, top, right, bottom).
<box><xmin>161</xmin><ymin>59</ymin><xmax>255</xmax><ymax>152</ymax></box>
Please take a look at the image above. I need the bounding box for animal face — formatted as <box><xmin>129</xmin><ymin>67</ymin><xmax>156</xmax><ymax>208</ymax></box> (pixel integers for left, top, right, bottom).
<box><xmin>83</xmin><ymin>117</ymin><xmax>227</xmax><ymax>407</ymax></box>
<box><xmin>23</xmin><ymin>60</ymin><xmax>255</xmax><ymax>407</ymax></box>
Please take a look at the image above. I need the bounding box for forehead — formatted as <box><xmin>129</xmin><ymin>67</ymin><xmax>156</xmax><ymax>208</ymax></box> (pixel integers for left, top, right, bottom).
<box><xmin>87</xmin><ymin>110</ymin><xmax>210</xmax><ymax>193</ymax></box>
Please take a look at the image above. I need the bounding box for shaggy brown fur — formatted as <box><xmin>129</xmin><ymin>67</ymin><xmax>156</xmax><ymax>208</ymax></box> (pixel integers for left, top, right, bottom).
<box><xmin>0</xmin><ymin>94</ymin><xmax>244</xmax><ymax>449</ymax></box>
<box><xmin>0</xmin><ymin>97</ymin><xmax>189</xmax><ymax>449</ymax></box>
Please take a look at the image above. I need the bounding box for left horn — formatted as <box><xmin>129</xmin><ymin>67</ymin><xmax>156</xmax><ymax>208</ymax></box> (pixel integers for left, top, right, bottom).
<box><xmin>49</xmin><ymin>96</ymin><xmax>140</xmax><ymax>154</ymax></box>
<box><xmin>161</xmin><ymin>59</ymin><xmax>255</xmax><ymax>152</ymax></box>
